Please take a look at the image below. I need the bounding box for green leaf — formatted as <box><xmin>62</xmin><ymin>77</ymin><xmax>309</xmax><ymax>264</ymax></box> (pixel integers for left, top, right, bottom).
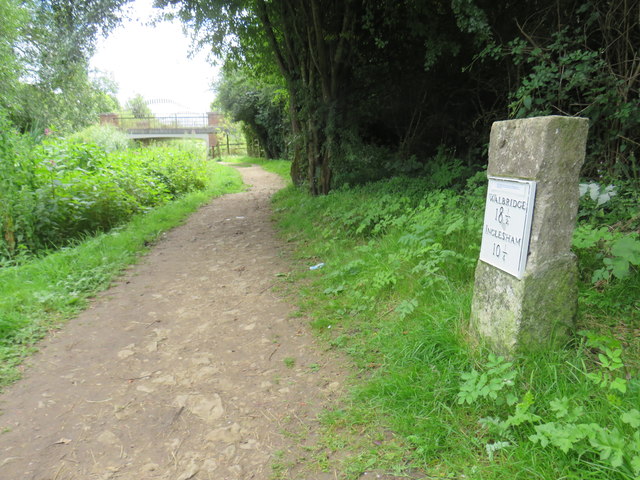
<box><xmin>476</xmin><ymin>373</ymin><xmax>488</xmax><ymax>391</ymax></box>
<box><xmin>550</xmin><ymin>397</ymin><xmax>570</xmax><ymax>419</ymax></box>
<box><xmin>445</xmin><ymin>216</ymin><xmax>464</xmax><ymax>235</ymax></box>
<box><xmin>609</xmin><ymin>377</ymin><xmax>627</xmax><ymax>394</ymax></box>
<box><xmin>611</xmin><ymin>236</ymin><xmax>640</xmax><ymax>265</ymax></box>
<box><xmin>590</xmin><ymin>427</ymin><xmax>627</xmax><ymax>468</ymax></box>
<box><xmin>530</xmin><ymin>423</ymin><xmax>555</xmax><ymax>447</ymax></box>
<box><xmin>607</xmin><ymin>257</ymin><xmax>631</xmax><ymax>280</ymax></box>
<box><xmin>621</xmin><ymin>409</ymin><xmax>640</xmax><ymax>428</ymax></box>
<box><xmin>504</xmin><ymin>391</ymin><xmax>541</xmax><ymax>427</ymax></box>
<box><xmin>485</xmin><ymin>441</ymin><xmax>510</xmax><ymax>461</ymax></box>
<box><xmin>460</xmin><ymin>370</ymin><xmax>478</xmax><ymax>382</ymax></box>
<box><xmin>394</xmin><ymin>298</ymin><xmax>418</xmax><ymax>319</ymax></box>
<box><xmin>529</xmin><ymin>432</ymin><xmax>549</xmax><ymax>447</ymax></box>
<box><xmin>605</xmin><ymin>348</ymin><xmax>623</xmax><ymax>362</ymax></box>
<box><xmin>586</xmin><ymin>371</ymin><xmax>602</xmax><ymax>385</ymax></box>
<box><xmin>523</xmin><ymin>95</ymin><xmax>532</xmax><ymax>109</ymax></box>
<box><xmin>486</xmin><ymin>354</ymin><xmax>503</xmax><ymax>367</ymax></box>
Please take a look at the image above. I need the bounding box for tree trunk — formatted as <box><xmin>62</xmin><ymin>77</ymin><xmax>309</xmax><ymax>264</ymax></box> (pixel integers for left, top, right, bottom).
<box><xmin>256</xmin><ymin>0</ymin><xmax>355</xmax><ymax>194</ymax></box>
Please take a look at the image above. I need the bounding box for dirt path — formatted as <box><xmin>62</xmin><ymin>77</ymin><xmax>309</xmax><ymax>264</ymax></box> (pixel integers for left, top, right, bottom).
<box><xmin>0</xmin><ymin>165</ymin><xmax>345</xmax><ymax>480</ymax></box>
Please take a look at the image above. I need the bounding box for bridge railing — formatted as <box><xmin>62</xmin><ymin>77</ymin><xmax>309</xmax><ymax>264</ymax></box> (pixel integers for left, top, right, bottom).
<box><xmin>102</xmin><ymin>114</ymin><xmax>212</xmax><ymax>130</ymax></box>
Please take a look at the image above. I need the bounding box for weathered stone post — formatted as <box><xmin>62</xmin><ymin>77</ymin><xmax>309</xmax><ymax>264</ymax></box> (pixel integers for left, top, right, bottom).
<box><xmin>471</xmin><ymin>115</ymin><xmax>589</xmax><ymax>352</ymax></box>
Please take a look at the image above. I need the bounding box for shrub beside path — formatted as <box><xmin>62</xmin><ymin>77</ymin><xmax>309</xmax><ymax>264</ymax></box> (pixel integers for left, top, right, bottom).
<box><xmin>0</xmin><ymin>165</ymin><xmax>344</xmax><ymax>480</ymax></box>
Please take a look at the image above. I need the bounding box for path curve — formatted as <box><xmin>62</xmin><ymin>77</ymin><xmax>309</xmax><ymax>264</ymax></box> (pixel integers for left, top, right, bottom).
<box><xmin>0</xmin><ymin>165</ymin><xmax>343</xmax><ymax>480</ymax></box>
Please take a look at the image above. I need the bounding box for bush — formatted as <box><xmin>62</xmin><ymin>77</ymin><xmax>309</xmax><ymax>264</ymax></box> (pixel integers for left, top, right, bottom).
<box><xmin>0</xmin><ymin>112</ymin><xmax>39</xmax><ymax>259</ymax></box>
<box><xmin>68</xmin><ymin>124</ymin><xmax>132</xmax><ymax>152</ymax></box>
<box><xmin>0</xmin><ymin>135</ymin><xmax>212</xmax><ymax>262</ymax></box>
<box><xmin>332</xmin><ymin>137</ymin><xmax>477</xmax><ymax>190</ymax></box>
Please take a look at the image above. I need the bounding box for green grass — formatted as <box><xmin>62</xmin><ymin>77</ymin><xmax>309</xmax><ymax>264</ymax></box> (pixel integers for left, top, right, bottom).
<box><xmin>270</xmin><ymin>176</ymin><xmax>640</xmax><ymax>480</ymax></box>
<box><xmin>0</xmin><ymin>162</ymin><xmax>243</xmax><ymax>387</ymax></box>
<box><xmin>223</xmin><ymin>155</ymin><xmax>292</xmax><ymax>184</ymax></box>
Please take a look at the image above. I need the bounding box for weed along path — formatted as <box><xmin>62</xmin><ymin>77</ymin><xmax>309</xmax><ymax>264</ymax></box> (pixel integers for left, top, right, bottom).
<box><xmin>0</xmin><ymin>165</ymin><xmax>345</xmax><ymax>480</ymax></box>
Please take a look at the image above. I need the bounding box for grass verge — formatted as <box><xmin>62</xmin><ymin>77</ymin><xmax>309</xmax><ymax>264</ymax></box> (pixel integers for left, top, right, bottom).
<box><xmin>0</xmin><ymin>162</ymin><xmax>243</xmax><ymax>387</ymax></box>
<box><xmin>222</xmin><ymin>155</ymin><xmax>292</xmax><ymax>184</ymax></box>
<box><xmin>270</xmin><ymin>176</ymin><xmax>639</xmax><ymax>480</ymax></box>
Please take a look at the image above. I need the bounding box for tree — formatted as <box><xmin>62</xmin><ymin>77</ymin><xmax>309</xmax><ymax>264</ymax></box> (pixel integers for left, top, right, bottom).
<box><xmin>162</xmin><ymin>0</ymin><xmax>369</xmax><ymax>193</ymax></box>
<box><xmin>215</xmin><ymin>69</ymin><xmax>287</xmax><ymax>159</ymax></box>
<box><xmin>162</xmin><ymin>0</ymin><xmax>640</xmax><ymax>191</ymax></box>
<box><xmin>125</xmin><ymin>94</ymin><xmax>153</xmax><ymax>118</ymax></box>
<box><xmin>8</xmin><ymin>0</ymin><xmax>132</xmax><ymax>132</ymax></box>
<box><xmin>160</xmin><ymin>0</ymin><xmax>485</xmax><ymax>192</ymax></box>
<box><xmin>482</xmin><ymin>0</ymin><xmax>640</xmax><ymax>180</ymax></box>
<box><xmin>10</xmin><ymin>67</ymin><xmax>121</xmax><ymax>132</ymax></box>
<box><xmin>0</xmin><ymin>0</ymin><xmax>27</xmax><ymax>111</ymax></box>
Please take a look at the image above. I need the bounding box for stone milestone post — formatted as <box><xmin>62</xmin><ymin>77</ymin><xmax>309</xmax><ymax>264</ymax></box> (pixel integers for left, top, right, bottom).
<box><xmin>471</xmin><ymin>115</ymin><xmax>589</xmax><ymax>352</ymax></box>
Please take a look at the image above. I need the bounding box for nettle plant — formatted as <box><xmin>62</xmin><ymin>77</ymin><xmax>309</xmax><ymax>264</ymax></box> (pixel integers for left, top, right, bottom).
<box><xmin>573</xmin><ymin>226</ymin><xmax>640</xmax><ymax>284</ymax></box>
<box><xmin>573</xmin><ymin>182</ymin><xmax>640</xmax><ymax>284</ymax></box>
<box><xmin>457</xmin><ymin>333</ymin><xmax>640</xmax><ymax>478</ymax></box>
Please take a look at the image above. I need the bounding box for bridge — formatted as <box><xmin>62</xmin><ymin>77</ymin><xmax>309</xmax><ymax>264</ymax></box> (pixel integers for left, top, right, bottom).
<box><xmin>100</xmin><ymin>112</ymin><xmax>224</xmax><ymax>154</ymax></box>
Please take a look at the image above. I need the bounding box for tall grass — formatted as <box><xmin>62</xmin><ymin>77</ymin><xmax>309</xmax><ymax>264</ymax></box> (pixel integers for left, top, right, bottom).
<box><xmin>271</xmin><ymin>169</ymin><xmax>639</xmax><ymax>479</ymax></box>
<box><xmin>1</xmin><ymin>120</ymin><xmax>215</xmax><ymax>262</ymax></box>
<box><xmin>68</xmin><ymin>124</ymin><xmax>132</xmax><ymax>152</ymax></box>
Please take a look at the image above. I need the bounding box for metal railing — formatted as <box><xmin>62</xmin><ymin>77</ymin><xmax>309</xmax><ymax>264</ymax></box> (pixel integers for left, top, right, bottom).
<box><xmin>105</xmin><ymin>114</ymin><xmax>211</xmax><ymax>130</ymax></box>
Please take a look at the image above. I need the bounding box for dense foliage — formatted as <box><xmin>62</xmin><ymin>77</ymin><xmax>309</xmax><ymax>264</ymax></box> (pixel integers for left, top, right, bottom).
<box><xmin>165</xmin><ymin>0</ymin><xmax>639</xmax><ymax>193</ymax></box>
<box><xmin>215</xmin><ymin>71</ymin><xmax>288</xmax><ymax>159</ymax></box>
<box><xmin>68</xmin><ymin>124</ymin><xmax>132</xmax><ymax>152</ymax></box>
<box><xmin>0</xmin><ymin>0</ymin><xmax>129</xmax><ymax>132</ymax></box>
<box><xmin>271</xmin><ymin>157</ymin><xmax>639</xmax><ymax>479</ymax></box>
<box><xmin>0</xmin><ymin>119</ymin><xmax>212</xmax><ymax>262</ymax></box>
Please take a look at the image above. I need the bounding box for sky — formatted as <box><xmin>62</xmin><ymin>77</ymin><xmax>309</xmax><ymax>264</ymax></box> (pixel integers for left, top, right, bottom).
<box><xmin>90</xmin><ymin>0</ymin><xmax>219</xmax><ymax>114</ymax></box>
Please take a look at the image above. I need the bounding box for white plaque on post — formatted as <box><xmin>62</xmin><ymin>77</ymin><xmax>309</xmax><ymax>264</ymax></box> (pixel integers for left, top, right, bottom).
<box><xmin>479</xmin><ymin>177</ymin><xmax>536</xmax><ymax>279</ymax></box>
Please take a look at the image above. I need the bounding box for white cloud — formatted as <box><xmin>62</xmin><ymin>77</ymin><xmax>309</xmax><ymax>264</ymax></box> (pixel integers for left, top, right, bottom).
<box><xmin>90</xmin><ymin>0</ymin><xmax>219</xmax><ymax>114</ymax></box>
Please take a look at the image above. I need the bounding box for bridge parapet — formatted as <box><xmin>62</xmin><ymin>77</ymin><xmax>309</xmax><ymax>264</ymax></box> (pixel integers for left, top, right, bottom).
<box><xmin>101</xmin><ymin>113</ymin><xmax>219</xmax><ymax>130</ymax></box>
<box><xmin>99</xmin><ymin>112</ymin><xmax>225</xmax><ymax>155</ymax></box>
